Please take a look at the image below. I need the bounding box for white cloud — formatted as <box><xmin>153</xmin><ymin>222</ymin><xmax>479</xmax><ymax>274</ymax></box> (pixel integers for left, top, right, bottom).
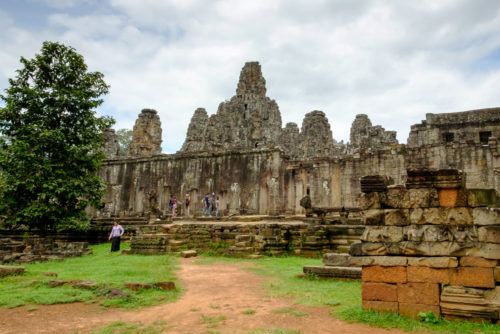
<box><xmin>1</xmin><ymin>1</ymin><xmax>500</xmax><ymax>153</ymax></box>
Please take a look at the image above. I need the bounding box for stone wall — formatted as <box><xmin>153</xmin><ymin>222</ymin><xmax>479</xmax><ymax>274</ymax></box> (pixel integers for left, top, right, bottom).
<box><xmin>130</xmin><ymin>216</ymin><xmax>364</xmax><ymax>257</ymax></box>
<box><xmin>351</xmin><ymin>169</ymin><xmax>500</xmax><ymax>322</ymax></box>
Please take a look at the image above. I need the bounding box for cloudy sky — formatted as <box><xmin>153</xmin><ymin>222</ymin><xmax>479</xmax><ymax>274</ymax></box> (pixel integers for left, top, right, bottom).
<box><xmin>1</xmin><ymin>0</ymin><xmax>500</xmax><ymax>153</ymax></box>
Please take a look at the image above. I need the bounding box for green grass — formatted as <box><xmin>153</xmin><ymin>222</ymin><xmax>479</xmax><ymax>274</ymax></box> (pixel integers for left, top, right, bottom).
<box><xmin>242</xmin><ymin>308</ymin><xmax>256</xmax><ymax>315</ymax></box>
<box><xmin>200</xmin><ymin>314</ymin><xmax>227</xmax><ymax>328</ymax></box>
<box><xmin>198</xmin><ymin>255</ymin><xmax>500</xmax><ymax>334</ymax></box>
<box><xmin>87</xmin><ymin>320</ymin><xmax>167</xmax><ymax>334</ymax></box>
<box><xmin>0</xmin><ymin>243</ymin><xmax>181</xmax><ymax>309</ymax></box>
<box><xmin>271</xmin><ymin>307</ymin><xmax>307</xmax><ymax>317</ymax></box>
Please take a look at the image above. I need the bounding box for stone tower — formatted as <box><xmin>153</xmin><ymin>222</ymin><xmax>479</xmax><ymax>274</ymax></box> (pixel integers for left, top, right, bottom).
<box><xmin>102</xmin><ymin>128</ymin><xmax>120</xmax><ymax>158</ymax></box>
<box><xmin>128</xmin><ymin>109</ymin><xmax>162</xmax><ymax>156</ymax></box>
<box><xmin>179</xmin><ymin>61</ymin><xmax>282</xmax><ymax>152</ymax></box>
<box><xmin>300</xmin><ymin>110</ymin><xmax>335</xmax><ymax>158</ymax></box>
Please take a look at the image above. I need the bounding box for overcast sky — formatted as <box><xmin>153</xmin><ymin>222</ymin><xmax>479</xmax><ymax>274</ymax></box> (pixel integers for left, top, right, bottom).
<box><xmin>1</xmin><ymin>0</ymin><xmax>500</xmax><ymax>153</ymax></box>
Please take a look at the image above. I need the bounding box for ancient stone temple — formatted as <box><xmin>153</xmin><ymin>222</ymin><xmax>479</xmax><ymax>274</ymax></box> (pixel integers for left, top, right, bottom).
<box><xmin>97</xmin><ymin>61</ymin><xmax>500</xmax><ymax>218</ymax></box>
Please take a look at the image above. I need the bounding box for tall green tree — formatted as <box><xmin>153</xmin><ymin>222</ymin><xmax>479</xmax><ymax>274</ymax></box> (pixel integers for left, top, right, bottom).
<box><xmin>0</xmin><ymin>41</ymin><xmax>114</xmax><ymax>231</ymax></box>
<box><xmin>116</xmin><ymin>128</ymin><xmax>133</xmax><ymax>156</ymax></box>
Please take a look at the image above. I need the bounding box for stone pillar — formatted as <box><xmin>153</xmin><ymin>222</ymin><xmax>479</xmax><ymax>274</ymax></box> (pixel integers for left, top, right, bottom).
<box><xmin>102</xmin><ymin>128</ymin><xmax>120</xmax><ymax>158</ymax></box>
<box><xmin>268</xmin><ymin>177</ymin><xmax>280</xmax><ymax>216</ymax></box>
<box><xmin>228</xmin><ymin>183</ymin><xmax>241</xmax><ymax>216</ymax></box>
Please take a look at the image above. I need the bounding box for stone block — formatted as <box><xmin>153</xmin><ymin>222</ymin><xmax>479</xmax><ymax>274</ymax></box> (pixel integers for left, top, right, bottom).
<box><xmin>383</xmin><ymin>186</ymin><xmax>408</xmax><ymax>208</ymax></box>
<box><xmin>460</xmin><ymin>256</ymin><xmax>498</xmax><ymax>268</ymax></box>
<box><xmin>467</xmin><ymin>189</ymin><xmax>500</xmax><ymax>207</ymax></box>
<box><xmin>472</xmin><ymin>208</ymin><xmax>500</xmax><ymax>226</ymax></box>
<box><xmin>494</xmin><ymin>267</ymin><xmax>500</xmax><ymax>282</ymax></box>
<box><xmin>407</xmin><ymin>257</ymin><xmax>458</xmax><ymax>268</ymax></box>
<box><xmin>154</xmin><ymin>281</ymin><xmax>176</xmax><ymax>290</ymax></box>
<box><xmin>409</xmin><ymin>208</ymin><xmax>445</xmax><ymax>225</ymax></box>
<box><xmin>362</xmin><ymin>282</ymin><xmax>398</xmax><ymax>302</ymax></box>
<box><xmin>399</xmin><ymin>303</ymin><xmax>440</xmax><ymax>319</ymax></box>
<box><xmin>303</xmin><ymin>266</ymin><xmax>361</xmax><ymax>279</ymax></box>
<box><xmin>69</xmin><ymin>280</ymin><xmax>98</xmax><ymax>290</ymax></box>
<box><xmin>362</xmin><ymin>210</ymin><xmax>385</xmax><ymax>225</ymax></box>
<box><xmin>466</xmin><ymin>242</ymin><xmax>500</xmax><ymax>260</ymax></box>
<box><xmin>384</xmin><ymin>209</ymin><xmax>410</xmax><ymax>226</ymax></box>
<box><xmin>0</xmin><ymin>265</ymin><xmax>25</xmax><ymax>277</ymax></box>
<box><xmin>400</xmin><ymin>241</ymin><xmax>473</xmax><ymax>257</ymax></box>
<box><xmin>407</xmin><ymin>266</ymin><xmax>450</xmax><ymax>283</ymax></box>
<box><xmin>359</xmin><ymin>192</ymin><xmax>381</xmax><ymax>210</ymax></box>
<box><xmin>438</xmin><ymin>189</ymin><xmax>458</xmax><ymax>207</ymax></box>
<box><xmin>47</xmin><ymin>280</ymin><xmax>68</xmax><ymax>287</ymax></box>
<box><xmin>397</xmin><ymin>282</ymin><xmax>440</xmax><ymax>305</ymax></box>
<box><xmin>323</xmin><ymin>253</ymin><xmax>350</xmax><ymax>266</ymax></box>
<box><xmin>362</xmin><ymin>300</ymin><xmax>398</xmax><ymax>313</ymax></box>
<box><xmin>362</xmin><ymin>266</ymin><xmax>407</xmax><ymax>283</ymax></box>
<box><xmin>180</xmin><ymin>250</ymin><xmax>197</xmax><ymax>258</ymax></box>
<box><xmin>441</xmin><ymin>285</ymin><xmax>499</xmax><ymax>320</ymax></box>
<box><xmin>349</xmin><ymin>256</ymin><xmax>407</xmax><ymax>267</ymax></box>
<box><xmin>478</xmin><ymin>226</ymin><xmax>500</xmax><ymax>243</ymax></box>
<box><xmin>447</xmin><ymin>208</ymin><xmax>473</xmax><ymax>225</ymax></box>
<box><xmin>450</xmin><ymin>267</ymin><xmax>495</xmax><ymax>288</ymax></box>
<box><xmin>361</xmin><ymin>226</ymin><xmax>404</xmax><ymax>242</ymax></box>
<box><xmin>125</xmin><ymin>282</ymin><xmax>153</xmax><ymax>291</ymax></box>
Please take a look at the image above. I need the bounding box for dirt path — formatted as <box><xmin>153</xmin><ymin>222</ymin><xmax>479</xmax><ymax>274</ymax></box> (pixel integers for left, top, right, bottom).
<box><xmin>0</xmin><ymin>258</ymin><xmax>404</xmax><ymax>334</ymax></box>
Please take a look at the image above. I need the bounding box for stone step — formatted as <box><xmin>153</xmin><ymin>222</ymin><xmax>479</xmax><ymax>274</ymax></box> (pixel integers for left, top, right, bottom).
<box><xmin>303</xmin><ymin>265</ymin><xmax>361</xmax><ymax>279</ymax></box>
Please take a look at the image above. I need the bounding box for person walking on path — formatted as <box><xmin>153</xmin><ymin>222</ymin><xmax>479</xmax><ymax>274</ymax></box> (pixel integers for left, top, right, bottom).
<box><xmin>202</xmin><ymin>193</ymin><xmax>211</xmax><ymax>217</ymax></box>
<box><xmin>185</xmin><ymin>194</ymin><xmax>191</xmax><ymax>217</ymax></box>
<box><xmin>109</xmin><ymin>221</ymin><xmax>124</xmax><ymax>252</ymax></box>
<box><xmin>172</xmin><ymin>195</ymin><xmax>178</xmax><ymax>218</ymax></box>
<box><xmin>168</xmin><ymin>195</ymin><xmax>174</xmax><ymax>213</ymax></box>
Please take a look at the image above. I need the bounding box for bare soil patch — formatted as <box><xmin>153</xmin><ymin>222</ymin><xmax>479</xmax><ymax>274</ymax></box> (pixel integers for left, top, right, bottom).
<box><xmin>0</xmin><ymin>258</ymin><xmax>404</xmax><ymax>334</ymax></box>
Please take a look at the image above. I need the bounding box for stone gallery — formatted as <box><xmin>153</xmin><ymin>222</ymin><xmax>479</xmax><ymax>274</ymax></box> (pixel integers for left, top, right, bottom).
<box><xmin>97</xmin><ymin>62</ymin><xmax>500</xmax><ymax>219</ymax></box>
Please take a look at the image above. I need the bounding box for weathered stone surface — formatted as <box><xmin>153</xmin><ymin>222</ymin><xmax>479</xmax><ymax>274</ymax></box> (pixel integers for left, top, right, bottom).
<box><xmin>407</xmin><ymin>257</ymin><xmax>458</xmax><ymax>268</ymax></box>
<box><xmin>300</xmin><ymin>110</ymin><xmax>336</xmax><ymax>158</ymax></box>
<box><xmin>362</xmin><ymin>266</ymin><xmax>407</xmax><ymax>283</ymax></box>
<box><xmin>478</xmin><ymin>226</ymin><xmax>500</xmax><ymax>243</ymax></box>
<box><xmin>360</xmin><ymin>175</ymin><xmax>389</xmax><ymax>193</ymax></box>
<box><xmin>323</xmin><ymin>253</ymin><xmax>350</xmax><ymax>266</ymax></box>
<box><xmin>70</xmin><ymin>280</ymin><xmax>98</xmax><ymax>290</ymax></box>
<box><xmin>403</xmin><ymin>225</ymin><xmax>478</xmax><ymax>243</ymax></box>
<box><xmin>495</xmin><ymin>267</ymin><xmax>500</xmax><ymax>282</ymax></box>
<box><xmin>154</xmin><ymin>281</ymin><xmax>176</xmax><ymax>290</ymax></box>
<box><xmin>236</xmin><ymin>61</ymin><xmax>266</xmax><ymax>96</ymax></box>
<box><xmin>362</xmin><ymin>282</ymin><xmax>398</xmax><ymax>302</ymax></box>
<box><xmin>278</xmin><ymin>122</ymin><xmax>302</xmax><ymax>158</ymax></box>
<box><xmin>449</xmin><ymin>267</ymin><xmax>495</xmax><ymax>288</ymax></box>
<box><xmin>128</xmin><ymin>109</ymin><xmax>162</xmax><ymax>156</ymax></box>
<box><xmin>0</xmin><ymin>265</ymin><xmax>25</xmax><ymax>277</ymax></box>
<box><xmin>362</xmin><ymin>210</ymin><xmax>385</xmax><ymax>225</ymax></box>
<box><xmin>472</xmin><ymin>207</ymin><xmax>500</xmax><ymax>226</ymax></box>
<box><xmin>409</xmin><ymin>208</ymin><xmax>473</xmax><ymax>225</ymax></box>
<box><xmin>384</xmin><ymin>187</ymin><xmax>439</xmax><ymax>209</ymax></box>
<box><xmin>399</xmin><ymin>303</ymin><xmax>441</xmax><ymax>319</ymax></box>
<box><xmin>398</xmin><ymin>282</ymin><xmax>440</xmax><ymax>305</ymax></box>
<box><xmin>359</xmin><ymin>192</ymin><xmax>382</xmax><ymax>211</ymax></box>
<box><xmin>440</xmin><ymin>285</ymin><xmax>499</xmax><ymax>320</ymax></box>
<box><xmin>348</xmin><ymin>256</ymin><xmax>407</xmax><ymax>267</ymax></box>
<box><xmin>108</xmin><ymin>287</ymin><xmax>129</xmax><ymax>298</ymax></box>
<box><xmin>180</xmin><ymin>108</ymin><xmax>209</xmax><ymax>152</ymax></box>
<box><xmin>407</xmin><ymin>266</ymin><xmax>450</xmax><ymax>283</ymax></box>
<box><xmin>47</xmin><ymin>280</ymin><xmax>68</xmax><ymax>287</ymax></box>
<box><xmin>384</xmin><ymin>209</ymin><xmax>410</xmax><ymax>226</ymax></box>
<box><xmin>125</xmin><ymin>282</ymin><xmax>153</xmax><ymax>291</ymax></box>
<box><xmin>460</xmin><ymin>256</ymin><xmax>499</xmax><ymax>268</ymax></box>
<box><xmin>350</xmin><ymin>114</ymin><xmax>398</xmax><ymax>151</ymax></box>
<box><xmin>467</xmin><ymin>189</ymin><xmax>500</xmax><ymax>207</ymax></box>
<box><xmin>102</xmin><ymin>128</ymin><xmax>120</xmax><ymax>158</ymax></box>
<box><xmin>362</xmin><ymin>300</ymin><xmax>398</xmax><ymax>313</ymax></box>
<box><xmin>180</xmin><ymin>250</ymin><xmax>197</xmax><ymax>258</ymax></box>
<box><xmin>360</xmin><ymin>226</ymin><xmax>403</xmax><ymax>242</ymax></box>
<box><xmin>303</xmin><ymin>266</ymin><xmax>361</xmax><ymax>279</ymax></box>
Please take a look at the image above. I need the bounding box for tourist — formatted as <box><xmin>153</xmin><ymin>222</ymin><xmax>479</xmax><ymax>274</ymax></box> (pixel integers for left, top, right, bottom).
<box><xmin>215</xmin><ymin>196</ymin><xmax>220</xmax><ymax>217</ymax></box>
<box><xmin>108</xmin><ymin>221</ymin><xmax>124</xmax><ymax>252</ymax></box>
<box><xmin>172</xmin><ymin>195</ymin><xmax>178</xmax><ymax>218</ymax></box>
<box><xmin>168</xmin><ymin>195</ymin><xmax>174</xmax><ymax>213</ymax></box>
<box><xmin>202</xmin><ymin>193</ymin><xmax>211</xmax><ymax>217</ymax></box>
<box><xmin>185</xmin><ymin>193</ymin><xmax>191</xmax><ymax>217</ymax></box>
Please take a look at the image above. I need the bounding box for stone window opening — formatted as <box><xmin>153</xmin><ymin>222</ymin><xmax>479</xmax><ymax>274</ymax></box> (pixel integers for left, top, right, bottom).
<box><xmin>479</xmin><ymin>131</ymin><xmax>491</xmax><ymax>145</ymax></box>
<box><xmin>244</xmin><ymin>104</ymin><xmax>248</xmax><ymax>111</ymax></box>
<box><xmin>306</xmin><ymin>186</ymin><xmax>310</xmax><ymax>195</ymax></box>
<box><xmin>443</xmin><ymin>132</ymin><xmax>454</xmax><ymax>143</ymax></box>
<box><xmin>254</xmin><ymin>142</ymin><xmax>259</xmax><ymax>148</ymax></box>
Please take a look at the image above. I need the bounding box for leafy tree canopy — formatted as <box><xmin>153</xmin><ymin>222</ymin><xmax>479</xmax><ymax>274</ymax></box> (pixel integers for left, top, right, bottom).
<box><xmin>116</xmin><ymin>128</ymin><xmax>132</xmax><ymax>156</ymax></box>
<box><xmin>0</xmin><ymin>41</ymin><xmax>114</xmax><ymax>231</ymax></box>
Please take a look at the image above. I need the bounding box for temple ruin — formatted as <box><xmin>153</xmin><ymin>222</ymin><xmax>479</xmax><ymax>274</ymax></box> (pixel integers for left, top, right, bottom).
<box><xmin>97</xmin><ymin>61</ymin><xmax>500</xmax><ymax>219</ymax></box>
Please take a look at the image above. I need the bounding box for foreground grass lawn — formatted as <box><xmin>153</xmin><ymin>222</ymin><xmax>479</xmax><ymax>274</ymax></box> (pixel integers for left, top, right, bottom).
<box><xmin>198</xmin><ymin>255</ymin><xmax>499</xmax><ymax>334</ymax></box>
<box><xmin>0</xmin><ymin>243</ymin><xmax>180</xmax><ymax>309</ymax></box>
